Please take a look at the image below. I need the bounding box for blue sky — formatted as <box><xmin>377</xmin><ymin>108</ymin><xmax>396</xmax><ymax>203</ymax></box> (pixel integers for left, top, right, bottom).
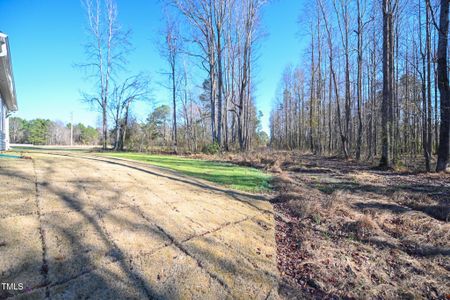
<box><xmin>0</xmin><ymin>0</ymin><xmax>305</xmax><ymax>132</ymax></box>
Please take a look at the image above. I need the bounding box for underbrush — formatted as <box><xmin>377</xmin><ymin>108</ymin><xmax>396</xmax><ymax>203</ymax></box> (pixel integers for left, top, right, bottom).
<box><xmin>269</xmin><ymin>157</ymin><xmax>449</xmax><ymax>299</ymax></box>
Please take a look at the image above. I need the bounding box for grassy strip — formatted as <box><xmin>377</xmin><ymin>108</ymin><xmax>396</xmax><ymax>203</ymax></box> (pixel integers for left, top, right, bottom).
<box><xmin>102</xmin><ymin>152</ymin><xmax>271</xmax><ymax>192</ymax></box>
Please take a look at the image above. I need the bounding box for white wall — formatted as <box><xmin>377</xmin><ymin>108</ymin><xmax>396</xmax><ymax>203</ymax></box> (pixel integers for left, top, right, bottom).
<box><xmin>4</xmin><ymin>107</ymin><xmax>9</xmax><ymax>150</ymax></box>
<box><xmin>0</xmin><ymin>95</ymin><xmax>6</xmax><ymax>151</ymax></box>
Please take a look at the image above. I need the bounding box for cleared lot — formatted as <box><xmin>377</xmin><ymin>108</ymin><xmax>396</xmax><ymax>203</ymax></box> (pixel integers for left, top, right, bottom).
<box><xmin>0</xmin><ymin>153</ymin><xmax>280</xmax><ymax>299</ymax></box>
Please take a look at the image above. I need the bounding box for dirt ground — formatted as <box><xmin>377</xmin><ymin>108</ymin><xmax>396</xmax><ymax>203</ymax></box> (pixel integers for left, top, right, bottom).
<box><xmin>0</xmin><ymin>152</ymin><xmax>280</xmax><ymax>299</ymax></box>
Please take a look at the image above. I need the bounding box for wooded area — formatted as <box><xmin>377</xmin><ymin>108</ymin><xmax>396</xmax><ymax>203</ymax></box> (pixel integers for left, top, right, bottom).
<box><xmin>9</xmin><ymin>117</ymin><xmax>99</xmax><ymax>145</ymax></box>
<box><xmin>77</xmin><ymin>0</ymin><xmax>268</xmax><ymax>154</ymax></box>
<box><xmin>154</xmin><ymin>0</ymin><xmax>274</xmax><ymax>152</ymax></box>
<box><xmin>270</xmin><ymin>0</ymin><xmax>449</xmax><ymax>172</ymax></box>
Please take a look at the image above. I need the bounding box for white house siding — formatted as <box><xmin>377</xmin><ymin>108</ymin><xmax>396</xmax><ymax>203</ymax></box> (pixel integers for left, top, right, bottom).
<box><xmin>0</xmin><ymin>33</ymin><xmax>17</xmax><ymax>151</ymax></box>
<box><xmin>0</xmin><ymin>95</ymin><xmax>10</xmax><ymax>151</ymax></box>
<box><xmin>4</xmin><ymin>105</ymin><xmax>9</xmax><ymax>150</ymax></box>
<box><xmin>0</xmin><ymin>95</ymin><xmax>6</xmax><ymax>150</ymax></box>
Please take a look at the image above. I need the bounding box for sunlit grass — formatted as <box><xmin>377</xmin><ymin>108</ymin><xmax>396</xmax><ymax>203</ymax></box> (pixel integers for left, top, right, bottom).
<box><xmin>102</xmin><ymin>152</ymin><xmax>271</xmax><ymax>192</ymax></box>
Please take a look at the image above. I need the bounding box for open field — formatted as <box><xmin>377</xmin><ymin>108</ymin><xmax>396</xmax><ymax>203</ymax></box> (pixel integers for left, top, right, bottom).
<box><xmin>0</xmin><ymin>152</ymin><xmax>280</xmax><ymax>299</ymax></box>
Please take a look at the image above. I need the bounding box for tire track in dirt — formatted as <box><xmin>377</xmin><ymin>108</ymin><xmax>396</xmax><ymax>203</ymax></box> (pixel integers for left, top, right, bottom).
<box><xmin>31</xmin><ymin>158</ymin><xmax>51</xmax><ymax>299</ymax></box>
<box><xmin>137</xmin><ymin>209</ymin><xmax>233</xmax><ymax>296</ymax></box>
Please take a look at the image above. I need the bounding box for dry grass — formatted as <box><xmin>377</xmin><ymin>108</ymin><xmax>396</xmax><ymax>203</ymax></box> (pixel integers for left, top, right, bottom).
<box><xmin>393</xmin><ymin>191</ymin><xmax>450</xmax><ymax>222</ymax></box>
<box><xmin>269</xmin><ymin>152</ymin><xmax>450</xmax><ymax>299</ymax></box>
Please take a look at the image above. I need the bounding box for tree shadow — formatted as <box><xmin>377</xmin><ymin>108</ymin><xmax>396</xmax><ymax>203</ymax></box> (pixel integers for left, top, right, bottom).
<box><xmin>0</xmin><ymin>154</ymin><xmax>279</xmax><ymax>299</ymax></box>
<box><xmin>359</xmin><ymin>237</ymin><xmax>450</xmax><ymax>258</ymax></box>
<box><xmin>305</xmin><ymin>178</ymin><xmax>449</xmax><ymax>221</ymax></box>
<box><xmin>0</xmin><ymin>160</ymin><xmax>160</xmax><ymax>299</ymax></box>
<box><xmin>353</xmin><ymin>202</ymin><xmax>411</xmax><ymax>214</ymax></box>
<box><xmin>57</xmin><ymin>153</ymin><xmax>274</xmax><ymax>213</ymax></box>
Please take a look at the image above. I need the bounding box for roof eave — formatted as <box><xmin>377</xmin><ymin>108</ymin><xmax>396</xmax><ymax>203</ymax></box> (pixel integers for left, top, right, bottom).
<box><xmin>0</xmin><ymin>33</ymin><xmax>18</xmax><ymax>112</ymax></box>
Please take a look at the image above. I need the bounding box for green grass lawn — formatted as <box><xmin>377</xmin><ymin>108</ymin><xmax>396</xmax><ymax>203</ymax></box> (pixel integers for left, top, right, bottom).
<box><xmin>101</xmin><ymin>152</ymin><xmax>271</xmax><ymax>193</ymax></box>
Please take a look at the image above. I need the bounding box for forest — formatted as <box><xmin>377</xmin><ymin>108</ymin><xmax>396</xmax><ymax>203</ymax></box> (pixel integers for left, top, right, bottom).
<box><xmin>78</xmin><ymin>0</ymin><xmax>269</xmax><ymax>153</ymax></box>
<box><xmin>270</xmin><ymin>0</ymin><xmax>449</xmax><ymax>172</ymax></box>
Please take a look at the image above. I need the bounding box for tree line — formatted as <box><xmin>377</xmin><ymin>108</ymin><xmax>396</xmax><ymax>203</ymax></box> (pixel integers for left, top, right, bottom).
<box><xmin>270</xmin><ymin>0</ymin><xmax>449</xmax><ymax>172</ymax></box>
<box><xmin>164</xmin><ymin>0</ymin><xmax>268</xmax><ymax>152</ymax></box>
<box><xmin>9</xmin><ymin>117</ymin><xmax>99</xmax><ymax>145</ymax></box>
<box><xmin>79</xmin><ymin>0</ymin><xmax>268</xmax><ymax>154</ymax></box>
<box><xmin>109</xmin><ymin>103</ymin><xmax>266</xmax><ymax>153</ymax></box>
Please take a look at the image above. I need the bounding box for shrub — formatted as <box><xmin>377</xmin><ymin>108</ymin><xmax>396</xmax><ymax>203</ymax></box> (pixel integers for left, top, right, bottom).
<box><xmin>201</xmin><ymin>142</ymin><xmax>221</xmax><ymax>155</ymax></box>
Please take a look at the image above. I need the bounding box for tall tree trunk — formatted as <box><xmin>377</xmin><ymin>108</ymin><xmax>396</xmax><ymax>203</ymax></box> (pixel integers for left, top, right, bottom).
<box><xmin>436</xmin><ymin>0</ymin><xmax>450</xmax><ymax>172</ymax></box>
<box><xmin>172</xmin><ymin>63</ymin><xmax>178</xmax><ymax>153</ymax></box>
<box><xmin>356</xmin><ymin>0</ymin><xmax>363</xmax><ymax>160</ymax></box>
<box><xmin>102</xmin><ymin>99</ymin><xmax>108</xmax><ymax>149</ymax></box>
<box><xmin>434</xmin><ymin>40</ymin><xmax>439</xmax><ymax>153</ymax></box>
<box><xmin>420</xmin><ymin>2</ymin><xmax>431</xmax><ymax>171</ymax></box>
<box><xmin>426</xmin><ymin>2</ymin><xmax>433</xmax><ymax>164</ymax></box>
<box><xmin>120</xmin><ymin>102</ymin><xmax>130</xmax><ymax>151</ymax></box>
<box><xmin>318</xmin><ymin>0</ymin><xmax>348</xmax><ymax>159</ymax></box>
<box><xmin>344</xmin><ymin>6</ymin><xmax>351</xmax><ymax>159</ymax></box>
<box><xmin>380</xmin><ymin>0</ymin><xmax>393</xmax><ymax>168</ymax></box>
<box><xmin>216</xmin><ymin>13</ymin><xmax>223</xmax><ymax>147</ymax></box>
<box><xmin>316</xmin><ymin>12</ymin><xmax>323</xmax><ymax>154</ymax></box>
<box><xmin>328</xmin><ymin>60</ymin><xmax>333</xmax><ymax>154</ymax></box>
<box><xmin>310</xmin><ymin>29</ymin><xmax>315</xmax><ymax>153</ymax></box>
<box><xmin>209</xmin><ymin>51</ymin><xmax>217</xmax><ymax>144</ymax></box>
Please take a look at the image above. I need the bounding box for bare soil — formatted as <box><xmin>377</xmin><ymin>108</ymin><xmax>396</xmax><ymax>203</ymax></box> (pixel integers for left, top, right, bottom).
<box><xmin>0</xmin><ymin>152</ymin><xmax>280</xmax><ymax>299</ymax></box>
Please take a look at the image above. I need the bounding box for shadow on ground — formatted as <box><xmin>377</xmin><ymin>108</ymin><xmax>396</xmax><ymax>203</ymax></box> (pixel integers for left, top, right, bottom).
<box><xmin>0</xmin><ymin>153</ymin><xmax>280</xmax><ymax>299</ymax></box>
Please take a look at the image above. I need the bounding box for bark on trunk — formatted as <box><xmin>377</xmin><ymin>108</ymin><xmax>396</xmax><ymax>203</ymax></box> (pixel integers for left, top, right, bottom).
<box><xmin>380</xmin><ymin>0</ymin><xmax>393</xmax><ymax>168</ymax></box>
<box><xmin>436</xmin><ymin>0</ymin><xmax>450</xmax><ymax>172</ymax></box>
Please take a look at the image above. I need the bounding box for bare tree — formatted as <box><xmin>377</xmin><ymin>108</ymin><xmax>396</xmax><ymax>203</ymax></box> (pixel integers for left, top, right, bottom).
<box><xmin>355</xmin><ymin>0</ymin><xmax>369</xmax><ymax>160</ymax></box>
<box><xmin>160</xmin><ymin>16</ymin><xmax>183</xmax><ymax>152</ymax></box>
<box><xmin>214</xmin><ymin>0</ymin><xmax>228</xmax><ymax>147</ymax></box>
<box><xmin>379</xmin><ymin>0</ymin><xmax>396</xmax><ymax>168</ymax></box>
<box><xmin>79</xmin><ymin>0</ymin><xmax>130</xmax><ymax>149</ymax></box>
<box><xmin>332</xmin><ymin>0</ymin><xmax>351</xmax><ymax>159</ymax></box>
<box><xmin>318</xmin><ymin>0</ymin><xmax>348</xmax><ymax>158</ymax></box>
<box><xmin>171</xmin><ymin>0</ymin><xmax>218</xmax><ymax>144</ymax></box>
<box><xmin>268</xmin><ymin>0</ymin><xmax>445</xmax><ymax>173</ymax></box>
<box><xmin>419</xmin><ymin>0</ymin><xmax>431</xmax><ymax>171</ymax></box>
<box><xmin>109</xmin><ymin>73</ymin><xmax>150</xmax><ymax>151</ymax></box>
<box><xmin>169</xmin><ymin>0</ymin><xmax>265</xmax><ymax>151</ymax></box>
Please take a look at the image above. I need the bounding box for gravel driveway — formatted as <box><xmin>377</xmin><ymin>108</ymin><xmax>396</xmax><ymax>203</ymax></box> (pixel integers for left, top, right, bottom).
<box><xmin>0</xmin><ymin>153</ymin><xmax>280</xmax><ymax>299</ymax></box>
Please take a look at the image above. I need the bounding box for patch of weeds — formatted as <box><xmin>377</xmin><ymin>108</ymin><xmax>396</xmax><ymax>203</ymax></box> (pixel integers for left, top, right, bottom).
<box><xmin>315</xmin><ymin>184</ymin><xmax>335</xmax><ymax>194</ymax></box>
<box><xmin>312</xmin><ymin>213</ymin><xmax>322</xmax><ymax>225</ymax></box>
<box><xmin>322</xmin><ymin>231</ymin><xmax>331</xmax><ymax>240</ymax></box>
<box><xmin>347</xmin><ymin>234</ymin><xmax>356</xmax><ymax>242</ymax></box>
